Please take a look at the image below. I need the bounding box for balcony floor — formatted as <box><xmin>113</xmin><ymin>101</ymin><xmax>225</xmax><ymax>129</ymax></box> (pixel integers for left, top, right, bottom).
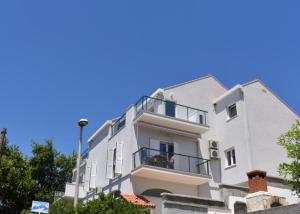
<box><xmin>131</xmin><ymin>165</ymin><xmax>211</xmax><ymax>185</ymax></box>
<box><xmin>134</xmin><ymin>112</ymin><xmax>209</xmax><ymax>136</ymax></box>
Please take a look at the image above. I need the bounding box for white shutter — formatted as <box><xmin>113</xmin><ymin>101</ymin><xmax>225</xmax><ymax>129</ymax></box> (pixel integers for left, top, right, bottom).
<box><xmin>150</xmin><ymin>139</ymin><xmax>160</xmax><ymax>156</ymax></box>
<box><xmin>90</xmin><ymin>162</ymin><xmax>97</xmax><ymax>189</ymax></box>
<box><xmin>84</xmin><ymin>160</ymin><xmax>91</xmax><ymax>192</ymax></box>
<box><xmin>115</xmin><ymin>141</ymin><xmax>123</xmax><ymax>175</ymax></box>
<box><xmin>106</xmin><ymin>147</ymin><xmax>114</xmax><ymax>179</ymax></box>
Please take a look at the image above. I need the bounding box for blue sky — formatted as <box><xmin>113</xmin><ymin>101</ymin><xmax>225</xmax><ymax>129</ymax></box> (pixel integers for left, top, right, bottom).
<box><xmin>0</xmin><ymin>1</ymin><xmax>299</xmax><ymax>156</ymax></box>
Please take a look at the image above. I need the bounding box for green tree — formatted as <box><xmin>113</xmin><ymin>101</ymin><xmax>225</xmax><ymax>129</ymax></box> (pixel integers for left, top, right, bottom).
<box><xmin>278</xmin><ymin>120</ymin><xmax>300</xmax><ymax>196</ymax></box>
<box><xmin>48</xmin><ymin>192</ymin><xmax>150</xmax><ymax>214</ymax></box>
<box><xmin>0</xmin><ymin>138</ymin><xmax>76</xmax><ymax>213</ymax></box>
<box><xmin>30</xmin><ymin>140</ymin><xmax>76</xmax><ymax>203</ymax></box>
<box><xmin>0</xmin><ymin>143</ymin><xmax>35</xmax><ymax>214</ymax></box>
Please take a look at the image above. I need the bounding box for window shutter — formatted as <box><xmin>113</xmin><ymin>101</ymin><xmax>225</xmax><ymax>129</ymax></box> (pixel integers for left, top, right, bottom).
<box><xmin>84</xmin><ymin>160</ymin><xmax>91</xmax><ymax>192</ymax></box>
<box><xmin>90</xmin><ymin>162</ymin><xmax>97</xmax><ymax>189</ymax></box>
<box><xmin>106</xmin><ymin>147</ymin><xmax>114</xmax><ymax>179</ymax></box>
<box><xmin>115</xmin><ymin>141</ymin><xmax>123</xmax><ymax>175</ymax></box>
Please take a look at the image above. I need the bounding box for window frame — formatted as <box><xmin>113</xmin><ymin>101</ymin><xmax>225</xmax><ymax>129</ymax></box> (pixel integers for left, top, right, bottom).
<box><xmin>227</xmin><ymin>103</ymin><xmax>237</xmax><ymax>120</ymax></box>
<box><xmin>225</xmin><ymin>147</ymin><xmax>236</xmax><ymax>168</ymax></box>
<box><xmin>112</xmin><ymin>147</ymin><xmax>117</xmax><ymax>178</ymax></box>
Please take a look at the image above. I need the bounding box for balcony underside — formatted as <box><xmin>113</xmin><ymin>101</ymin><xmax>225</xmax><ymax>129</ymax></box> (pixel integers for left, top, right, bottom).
<box><xmin>134</xmin><ymin>112</ymin><xmax>209</xmax><ymax>136</ymax></box>
<box><xmin>131</xmin><ymin>165</ymin><xmax>210</xmax><ymax>185</ymax></box>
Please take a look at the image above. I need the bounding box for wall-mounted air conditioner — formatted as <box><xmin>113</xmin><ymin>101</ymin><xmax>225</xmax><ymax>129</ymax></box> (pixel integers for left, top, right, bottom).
<box><xmin>209</xmin><ymin>149</ymin><xmax>219</xmax><ymax>159</ymax></box>
<box><xmin>209</xmin><ymin>140</ymin><xmax>219</xmax><ymax>150</ymax></box>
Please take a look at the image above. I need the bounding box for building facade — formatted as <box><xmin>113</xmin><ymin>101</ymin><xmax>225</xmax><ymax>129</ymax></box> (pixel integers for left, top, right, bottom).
<box><xmin>62</xmin><ymin>75</ymin><xmax>300</xmax><ymax>213</ymax></box>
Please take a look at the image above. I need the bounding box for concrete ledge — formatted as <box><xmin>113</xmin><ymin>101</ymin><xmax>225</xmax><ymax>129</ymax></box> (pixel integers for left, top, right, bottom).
<box><xmin>161</xmin><ymin>193</ymin><xmax>226</xmax><ymax>208</ymax></box>
<box><xmin>219</xmin><ymin>183</ymin><xmax>249</xmax><ymax>192</ymax></box>
<box><xmin>249</xmin><ymin>203</ymin><xmax>300</xmax><ymax>214</ymax></box>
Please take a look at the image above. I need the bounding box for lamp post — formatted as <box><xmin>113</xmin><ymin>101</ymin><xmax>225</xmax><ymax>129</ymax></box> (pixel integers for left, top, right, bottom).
<box><xmin>74</xmin><ymin>119</ymin><xmax>88</xmax><ymax>207</ymax></box>
<box><xmin>0</xmin><ymin>128</ymin><xmax>7</xmax><ymax>163</ymax></box>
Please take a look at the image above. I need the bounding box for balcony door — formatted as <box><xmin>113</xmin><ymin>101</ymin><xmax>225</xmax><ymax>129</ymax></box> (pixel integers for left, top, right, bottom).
<box><xmin>165</xmin><ymin>101</ymin><xmax>176</xmax><ymax>117</ymax></box>
<box><xmin>150</xmin><ymin>139</ymin><xmax>174</xmax><ymax>169</ymax></box>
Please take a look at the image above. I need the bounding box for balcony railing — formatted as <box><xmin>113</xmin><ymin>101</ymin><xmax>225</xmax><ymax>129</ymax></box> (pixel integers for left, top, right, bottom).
<box><xmin>135</xmin><ymin>96</ymin><xmax>208</xmax><ymax>126</ymax></box>
<box><xmin>111</xmin><ymin>113</ymin><xmax>126</xmax><ymax>137</ymax></box>
<box><xmin>133</xmin><ymin>147</ymin><xmax>210</xmax><ymax>176</ymax></box>
<box><xmin>81</xmin><ymin>148</ymin><xmax>89</xmax><ymax>160</ymax></box>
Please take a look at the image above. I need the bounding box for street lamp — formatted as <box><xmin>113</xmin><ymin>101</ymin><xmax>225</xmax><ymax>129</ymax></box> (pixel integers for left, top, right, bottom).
<box><xmin>74</xmin><ymin>119</ymin><xmax>88</xmax><ymax>207</ymax></box>
<box><xmin>0</xmin><ymin>128</ymin><xmax>7</xmax><ymax>164</ymax></box>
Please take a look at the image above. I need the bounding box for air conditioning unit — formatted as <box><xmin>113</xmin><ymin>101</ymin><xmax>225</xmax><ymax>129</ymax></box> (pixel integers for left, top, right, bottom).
<box><xmin>209</xmin><ymin>149</ymin><xmax>219</xmax><ymax>159</ymax></box>
<box><xmin>209</xmin><ymin>140</ymin><xmax>219</xmax><ymax>150</ymax></box>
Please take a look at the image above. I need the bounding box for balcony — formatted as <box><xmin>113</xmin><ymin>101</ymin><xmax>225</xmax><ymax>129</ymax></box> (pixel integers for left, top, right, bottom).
<box><xmin>134</xmin><ymin>96</ymin><xmax>209</xmax><ymax>135</ymax></box>
<box><xmin>132</xmin><ymin>147</ymin><xmax>210</xmax><ymax>185</ymax></box>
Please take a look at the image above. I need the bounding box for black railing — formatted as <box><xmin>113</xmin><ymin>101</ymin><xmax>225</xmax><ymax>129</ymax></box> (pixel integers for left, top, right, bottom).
<box><xmin>133</xmin><ymin>147</ymin><xmax>210</xmax><ymax>176</ymax></box>
<box><xmin>111</xmin><ymin>113</ymin><xmax>126</xmax><ymax>136</ymax></box>
<box><xmin>135</xmin><ymin>96</ymin><xmax>208</xmax><ymax>126</ymax></box>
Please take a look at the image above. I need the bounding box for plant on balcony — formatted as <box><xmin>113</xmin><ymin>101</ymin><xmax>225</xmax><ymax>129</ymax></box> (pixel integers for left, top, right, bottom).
<box><xmin>148</xmin><ymin>155</ymin><xmax>168</xmax><ymax>168</ymax></box>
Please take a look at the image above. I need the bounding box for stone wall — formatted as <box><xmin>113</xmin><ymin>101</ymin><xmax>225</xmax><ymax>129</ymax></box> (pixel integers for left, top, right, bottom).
<box><xmin>249</xmin><ymin>203</ymin><xmax>300</xmax><ymax>214</ymax></box>
<box><xmin>163</xmin><ymin>203</ymin><xmax>208</xmax><ymax>214</ymax></box>
<box><xmin>161</xmin><ymin>193</ymin><xmax>228</xmax><ymax>214</ymax></box>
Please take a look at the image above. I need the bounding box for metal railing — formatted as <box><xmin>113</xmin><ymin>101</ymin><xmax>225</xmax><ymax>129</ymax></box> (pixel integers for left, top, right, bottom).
<box><xmin>81</xmin><ymin>148</ymin><xmax>89</xmax><ymax>160</ymax></box>
<box><xmin>135</xmin><ymin>96</ymin><xmax>208</xmax><ymax>126</ymax></box>
<box><xmin>133</xmin><ymin>147</ymin><xmax>210</xmax><ymax>176</ymax></box>
<box><xmin>111</xmin><ymin>113</ymin><xmax>126</xmax><ymax>136</ymax></box>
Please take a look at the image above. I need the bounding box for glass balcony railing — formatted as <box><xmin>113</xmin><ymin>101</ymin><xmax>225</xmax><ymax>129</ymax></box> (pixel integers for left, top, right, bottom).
<box><xmin>81</xmin><ymin>148</ymin><xmax>89</xmax><ymax>160</ymax></box>
<box><xmin>111</xmin><ymin>113</ymin><xmax>126</xmax><ymax>137</ymax></box>
<box><xmin>135</xmin><ymin>96</ymin><xmax>208</xmax><ymax>126</ymax></box>
<box><xmin>133</xmin><ymin>147</ymin><xmax>210</xmax><ymax>176</ymax></box>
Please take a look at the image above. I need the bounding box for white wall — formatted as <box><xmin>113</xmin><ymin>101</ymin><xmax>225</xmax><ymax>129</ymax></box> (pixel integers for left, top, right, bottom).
<box><xmin>214</xmin><ymin>89</ymin><xmax>251</xmax><ymax>184</ymax></box>
<box><xmin>243</xmin><ymin>81</ymin><xmax>299</xmax><ymax>177</ymax></box>
<box><xmin>88</xmin><ymin>126</ymin><xmax>110</xmax><ymax>188</ymax></box>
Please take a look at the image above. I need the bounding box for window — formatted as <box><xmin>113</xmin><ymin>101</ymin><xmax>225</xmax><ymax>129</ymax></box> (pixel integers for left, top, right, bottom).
<box><xmin>112</xmin><ymin>148</ymin><xmax>117</xmax><ymax>177</ymax></box>
<box><xmin>165</xmin><ymin>101</ymin><xmax>176</xmax><ymax>117</ymax></box>
<box><xmin>225</xmin><ymin>148</ymin><xmax>236</xmax><ymax>167</ymax></box>
<box><xmin>227</xmin><ymin>103</ymin><xmax>237</xmax><ymax>119</ymax></box>
<box><xmin>159</xmin><ymin>142</ymin><xmax>174</xmax><ymax>169</ymax></box>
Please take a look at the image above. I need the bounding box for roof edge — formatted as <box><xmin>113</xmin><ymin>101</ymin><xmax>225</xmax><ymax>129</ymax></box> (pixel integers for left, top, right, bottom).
<box><xmin>88</xmin><ymin>120</ymin><xmax>113</xmax><ymax>143</ymax></box>
<box><xmin>213</xmin><ymin>84</ymin><xmax>243</xmax><ymax>104</ymax></box>
<box><xmin>242</xmin><ymin>79</ymin><xmax>300</xmax><ymax>118</ymax></box>
<box><xmin>164</xmin><ymin>74</ymin><xmax>228</xmax><ymax>91</ymax></box>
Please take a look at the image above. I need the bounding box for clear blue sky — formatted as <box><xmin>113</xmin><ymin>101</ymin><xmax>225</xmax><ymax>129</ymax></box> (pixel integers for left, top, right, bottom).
<box><xmin>0</xmin><ymin>1</ymin><xmax>299</xmax><ymax>156</ymax></box>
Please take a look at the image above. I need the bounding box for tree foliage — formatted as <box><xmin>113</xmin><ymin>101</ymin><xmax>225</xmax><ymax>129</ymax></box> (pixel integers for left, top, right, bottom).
<box><xmin>49</xmin><ymin>193</ymin><xmax>150</xmax><ymax>214</ymax></box>
<box><xmin>0</xmin><ymin>139</ymin><xmax>76</xmax><ymax>213</ymax></box>
<box><xmin>30</xmin><ymin>140</ymin><xmax>76</xmax><ymax>202</ymax></box>
<box><xmin>0</xmin><ymin>144</ymin><xmax>35</xmax><ymax>214</ymax></box>
<box><xmin>278</xmin><ymin>120</ymin><xmax>300</xmax><ymax>196</ymax></box>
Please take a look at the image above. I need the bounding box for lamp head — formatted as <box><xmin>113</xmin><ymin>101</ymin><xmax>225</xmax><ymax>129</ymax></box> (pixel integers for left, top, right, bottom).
<box><xmin>78</xmin><ymin>119</ymin><xmax>88</xmax><ymax>127</ymax></box>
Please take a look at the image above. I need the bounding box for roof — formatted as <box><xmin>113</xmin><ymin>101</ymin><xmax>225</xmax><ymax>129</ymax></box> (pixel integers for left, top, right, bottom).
<box><xmin>88</xmin><ymin>120</ymin><xmax>113</xmax><ymax>143</ymax></box>
<box><xmin>120</xmin><ymin>193</ymin><xmax>155</xmax><ymax>208</ymax></box>
<box><xmin>213</xmin><ymin>84</ymin><xmax>243</xmax><ymax>104</ymax></box>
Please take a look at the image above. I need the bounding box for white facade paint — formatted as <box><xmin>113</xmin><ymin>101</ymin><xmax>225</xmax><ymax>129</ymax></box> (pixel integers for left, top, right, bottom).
<box><xmin>64</xmin><ymin>75</ymin><xmax>299</xmax><ymax>213</ymax></box>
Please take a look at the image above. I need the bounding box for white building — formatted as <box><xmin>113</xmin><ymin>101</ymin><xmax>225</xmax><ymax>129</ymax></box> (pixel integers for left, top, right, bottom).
<box><xmin>63</xmin><ymin>75</ymin><xmax>300</xmax><ymax>213</ymax></box>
